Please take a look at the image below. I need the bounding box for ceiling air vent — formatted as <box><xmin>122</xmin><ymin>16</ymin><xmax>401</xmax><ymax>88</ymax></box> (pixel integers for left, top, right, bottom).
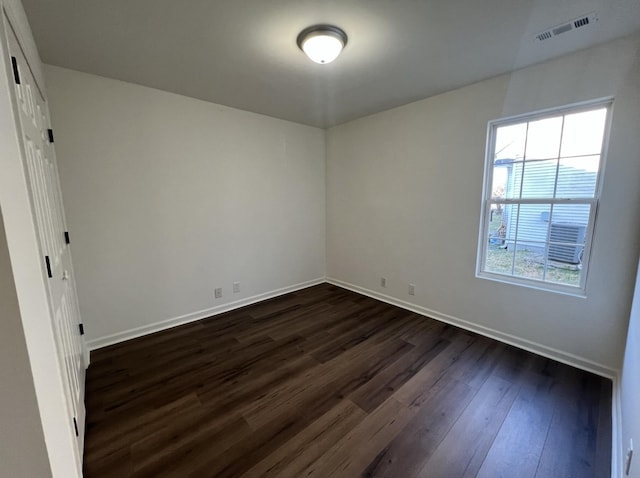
<box><xmin>536</xmin><ymin>31</ymin><xmax>553</xmax><ymax>42</ymax></box>
<box><xmin>534</xmin><ymin>12</ymin><xmax>598</xmax><ymax>43</ymax></box>
<box><xmin>574</xmin><ymin>16</ymin><xmax>591</xmax><ymax>28</ymax></box>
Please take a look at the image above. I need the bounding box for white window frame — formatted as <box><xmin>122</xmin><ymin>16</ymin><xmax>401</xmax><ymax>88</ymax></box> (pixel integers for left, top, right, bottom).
<box><xmin>476</xmin><ymin>98</ymin><xmax>613</xmax><ymax>297</ymax></box>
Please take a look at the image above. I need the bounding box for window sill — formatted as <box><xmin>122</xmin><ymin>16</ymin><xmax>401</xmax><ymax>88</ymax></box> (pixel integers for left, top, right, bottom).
<box><xmin>476</xmin><ymin>271</ymin><xmax>587</xmax><ymax>298</ymax></box>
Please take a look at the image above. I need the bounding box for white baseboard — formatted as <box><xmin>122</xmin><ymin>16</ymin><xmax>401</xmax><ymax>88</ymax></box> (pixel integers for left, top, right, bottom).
<box><xmin>86</xmin><ymin>277</ymin><xmax>326</xmax><ymax>351</ymax></box>
<box><xmin>326</xmin><ymin>277</ymin><xmax>618</xmax><ymax>379</ymax></box>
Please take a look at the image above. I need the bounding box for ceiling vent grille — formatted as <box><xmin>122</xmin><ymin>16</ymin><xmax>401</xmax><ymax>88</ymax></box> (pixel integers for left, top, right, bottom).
<box><xmin>574</xmin><ymin>17</ymin><xmax>591</xmax><ymax>28</ymax></box>
<box><xmin>536</xmin><ymin>31</ymin><xmax>553</xmax><ymax>42</ymax></box>
<box><xmin>534</xmin><ymin>12</ymin><xmax>598</xmax><ymax>43</ymax></box>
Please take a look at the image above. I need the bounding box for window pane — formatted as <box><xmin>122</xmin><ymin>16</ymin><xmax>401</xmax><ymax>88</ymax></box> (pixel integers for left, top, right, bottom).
<box><xmin>508</xmin><ymin>204</ymin><xmax>550</xmax><ymax>246</ymax></box>
<box><xmin>501</xmin><ymin>161</ymin><xmax>522</xmax><ymax>199</ymax></box>
<box><xmin>547</xmin><ymin>206</ymin><xmax>588</xmax><ymax>270</ymax></box>
<box><xmin>525</xmin><ymin>116</ymin><xmax>563</xmax><ymax>160</ymax></box>
<box><xmin>487</xmin><ymin>204</ymin><xmax>507</xmax><ymax>237</ymax></box>
<box><xmin>555</xmin><ymin>155</ymin><xmax>599</xmax><ymax>198</ymax></box>
<box><xmin>484</xmin><ymin>239</ymin><xmax>514</xmax><ymax>275</ymax></box>
<box><xmin>511</xmin><ymin>203</ymin><xmax>547</xmax><ymax>280</ymax></box>
<box><xmin>560</xmin><ymin>108</ymin><xmax>607</xmax><ymax>157</ymax></box>
<box><xmin>491</xmin><ymin>164</ymin><xmax>509</xmax><ymax>199</ymax></box>
<box><xmin>550</xmin><ymin>203</ymin><xmax>590</xmax><ymax>228</ymax></box>
<box><xmin>502</xmin><ymin>203</ymin><xmax>518</xmax><ymax>246</ymax></box>
<box><xmin>495</xmin><ymin>123</ymin><xmax>526</xmax><ymax>160</ymax></box>
<box><xmin>546</xmin><ymin>265</ymin><xmax>581</xmax><ymax>286</ymax></box>
<box><xmin>512</xmin><ymin>245</ymin><xmax>544</xmax><ymax>281</ymax></box>
<box><xmin>485</xmin><ymin>202</ymin><xmax>514</xmax><ymax>275</ymax></box>
<box><xmin>545</xmin><ymin>203</ymin><xmax>589</xmax><ymax>287</ymax></box>
<box><xmin>520</xmin><ymin>160</ymin><xmax>557</xmax><ymax>198</ymax></box>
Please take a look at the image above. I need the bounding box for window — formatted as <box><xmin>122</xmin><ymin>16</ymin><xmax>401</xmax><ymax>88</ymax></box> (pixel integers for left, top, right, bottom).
<box><xmin>477</xmin><ymin>100</ymin><xmax>611</xmax><ymax>295</ymax></box>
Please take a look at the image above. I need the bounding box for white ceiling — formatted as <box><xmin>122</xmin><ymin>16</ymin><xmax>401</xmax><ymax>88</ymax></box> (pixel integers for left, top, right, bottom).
<box><xmin>21</xmin><ymin>0</ymin><xmax>640</xmax><ymax>128</ymax></box>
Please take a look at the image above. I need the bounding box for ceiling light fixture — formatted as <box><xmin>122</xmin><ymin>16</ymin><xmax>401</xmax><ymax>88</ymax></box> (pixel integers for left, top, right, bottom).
<box><xmin>297</xmin><ymin>25</ymin><xmax>348</xmax><ymax>64</ymax></box>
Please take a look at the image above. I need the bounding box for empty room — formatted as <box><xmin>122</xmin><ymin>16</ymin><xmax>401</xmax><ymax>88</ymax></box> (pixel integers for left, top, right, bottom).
<box><xmin>1</xmin><ymin>0</ymin><xmax>640</xmax><ymax>477</ymax></box>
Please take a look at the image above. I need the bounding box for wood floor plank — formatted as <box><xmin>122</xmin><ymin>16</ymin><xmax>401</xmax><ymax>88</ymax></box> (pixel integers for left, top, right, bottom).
<box><xmin>89</xmin><ymin>321</ymin><xmax>206</xmax><ymax>365</ymax></box>
<box><xmin>130</xmin><ymin>410</ymin><xmax>249</xmax><ymax>475</ymax></box>
<box><xmin>240</xmin><ymin>399</ymin><xmax>367</xmax><ymax>478</ymax></box>
<box><xmin>235</xmin><ymin>302</ymin><xmax>335</xmax><ymax>344</ymax></box>
<box><xmin>475</xmin><ymin>375</ymin><xmax>557</xmax><ymax>478</ymax></box>
<box><xmin>361</xmin><ymin>377</ymin><xmax>476</xmax><ymax>478</ymax></box>
<box><xmin>534</xmin><ymin>368</ymin><xmax>608</xmax><ymax>478</ymax></box>
<box><xmin>268</xmin><ymin>299</ymin><xmax>378</xmax><ymax>341</ymax></box>
<box><xmin>594</xmin><ymin>378</ymin><xmax>613</xmax><ymax>478</ymax></box>
<box><xmin>299</xmin><ymin>397</ymin><xmax>417</xmax><ymax>477</ymax></box>
<box><xmin>84</xmin><ymin>443</ymin><xmax>132</xmax><ymax>477</ymax></box>
<box><xmin>416</xmin><ymin>375</ymin><xmax>518</xmax><ymax>478</ymax></box>
<box><xmin>393</xmin><ymin>332</ymin><xmax>479</xmax><ymax>409</ymax></box>
<box><xmin>308</xmin><ymin>309</ymin><xmax>414</xmax><ymax>363</ymax></box>
<box><xmin>183</xmin><ymin>400</ymin><xmax>347</xmax><ymax>478</ymax></box>
<box><xmin>349</xmin><ymin>334</ymin><xmax>451</xmax><ymax>413</ymax></box>
<box><xmin>84</xmin><ymin>393</ymin><xmax>203</xmax><ymax>456</ymax></box>
<box><xmin>240</xmin><ymin>337</ymin><xmax>413</xmax><ymax>430</ymax></box>
<box><xmin>131</xmin><ymin>415</ymin><xmax>251</xmax><ymax>477</ymax></box>
<box><xmin>448</xmin><ymin>335</ymin><xmax>504</xmax><ymax>389</ymax></box>
<box><xmin>96</xmin><ymin>335</ymin><xmax>303</xmax><ymax>419</ymax></box>
<box><xmin>82</xmin><ymin>283</ymin><xmax>612</xmax><ymax>478</ymax></box>
<box><xmin>294</xmin><ymin>303</ymin><xmax>390</xmax><ymax>356</ymax></box>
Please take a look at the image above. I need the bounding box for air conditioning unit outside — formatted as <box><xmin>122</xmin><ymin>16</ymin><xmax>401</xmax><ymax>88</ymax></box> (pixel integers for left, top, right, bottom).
<box><xmin>548</xmin><ymin>223</ymin><xmax>586</xmax><ymax>264</ymax></box>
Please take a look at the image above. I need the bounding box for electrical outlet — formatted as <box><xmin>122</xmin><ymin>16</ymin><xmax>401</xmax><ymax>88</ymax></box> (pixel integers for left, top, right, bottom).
<box><xmin>626</xmin><ymin>438</ymin><xmax>634</xmax><ymax>476</ymax></box>
<box><xmin>214</xmin><ymin>287</ymin><xmax>223</xmax><ymax>299</ymax></box>
<box><xmin>380</xmin><ymin>277</ymin><xmax>387</xmax><ymax>288</ymax></box>
<box><xmin>233</xmin><ymin>282</ymin><xmax>240</xmax><ymax>293</ymax></box>
<box><xmin>408</xmin><ymin>284</ymin><xmax>416</xmax><ymax>296</ymax></box>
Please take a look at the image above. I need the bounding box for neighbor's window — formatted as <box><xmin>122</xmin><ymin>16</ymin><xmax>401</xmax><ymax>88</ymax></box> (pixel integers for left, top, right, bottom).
<box><xmin>477</xmin><ymin>100</ymin><xmax>611</xmax><ymax>294</ymax></box>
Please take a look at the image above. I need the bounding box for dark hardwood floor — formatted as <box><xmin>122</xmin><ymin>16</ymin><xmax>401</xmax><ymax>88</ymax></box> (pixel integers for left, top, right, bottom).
<box><xmin>84</xmin><ymin>283</ymin><xmax>612</xmax><ymax>477</ymax></box>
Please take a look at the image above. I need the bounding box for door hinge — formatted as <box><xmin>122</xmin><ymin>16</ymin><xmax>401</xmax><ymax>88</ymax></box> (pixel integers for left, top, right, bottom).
<box><xmin>11</xmin><ymin>56</ymin><xmax>20</xmax><ymax>84</ymax></box>
<box><xmin>65</xmin><ymin>231</ymin><xmax>70</xmax><ymax>244</ymax></box>
<box><xmin>73</xmin><ymin>417</ymin><xmax>79</xmax><ymax>437</ymax></box>
<box><xmin>79</xmin><ymin>323</ymin><xmax>85</xmax><ymax>336</ymax></box>
<box><xmin>47</xmin><ymin>129</ymin><xmax>54</xmax><ymax>143</ymax></box>
<box><xmin>45</xmin><ymin>256</ymin><xmax>52</xmax><ymax>278</ymax></box>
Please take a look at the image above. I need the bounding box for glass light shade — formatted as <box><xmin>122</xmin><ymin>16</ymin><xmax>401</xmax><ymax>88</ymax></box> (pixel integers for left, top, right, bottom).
<box><xmin>301</xmin><ymin>32</ymin><xmax>344</xmax><ymax>64</ymax></box>
<box><xmin>297</xmin><ymin>26</ymin><xmax>347</xmax><ymax>64</ymax></box>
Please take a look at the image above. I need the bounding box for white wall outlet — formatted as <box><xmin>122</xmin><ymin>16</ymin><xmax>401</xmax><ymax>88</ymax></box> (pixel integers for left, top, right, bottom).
<box><xmin>233</xmin><ymin>282</ymin><xmax>240</xmax><ymax>293</ymax></box>
<box><xmin>626</xmin><ymin>438</ymin><xmax>634</xmax><ymax>476</ymax></box>
<box><xmin>380</xmin><ymin>277</ymin><xmax>387</xmax><ymax>288</ymax></box>
<box><xmin>408</xmin><ymin>284</ymin><xmax>416</xmax><ymax>296</ymax></box>
<box><xmin>214</xmin><ymin>287</ymin><xmax>223</xmax><ymax>299</ymax></box>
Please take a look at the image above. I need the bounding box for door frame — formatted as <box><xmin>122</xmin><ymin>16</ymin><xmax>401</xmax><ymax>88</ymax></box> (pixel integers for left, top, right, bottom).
<box><xmin>0</xmin><ymin>2</ymin><xmax>82</xmax><ymax>476</ymax></box>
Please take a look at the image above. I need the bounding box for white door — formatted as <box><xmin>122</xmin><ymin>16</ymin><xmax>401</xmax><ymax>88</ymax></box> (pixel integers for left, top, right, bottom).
<box><xmin>4</xmin><ymin>20</ymin><xmax>87</xmax><ymax>455</ymax></box>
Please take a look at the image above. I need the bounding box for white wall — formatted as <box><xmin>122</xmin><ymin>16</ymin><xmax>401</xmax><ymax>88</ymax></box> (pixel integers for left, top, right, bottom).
<box><xmin>0</xmin><ymin>209</ymin><xmax>52</xmax><ymax>478</ymax></box>
<box><xmin>621</xmin><ymin>259</ymin><xmax>640</xmax><ymax>477</ymax></box>
<box><xmin>44</xmin><ymin>65</ymin><xmax>326</xmax><ymax>345</ymax></box>
<box><xmin>326</xmin><ymin>33</ymin><xmax>640</xmax><ymax>372</ymax></box>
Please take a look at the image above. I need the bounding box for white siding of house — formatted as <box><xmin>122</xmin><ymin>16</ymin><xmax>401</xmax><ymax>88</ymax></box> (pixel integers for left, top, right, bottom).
<box><xmin>502</xmin><ymin>162</ymin><xmax>596</xmax><ymax>250</ymax></box>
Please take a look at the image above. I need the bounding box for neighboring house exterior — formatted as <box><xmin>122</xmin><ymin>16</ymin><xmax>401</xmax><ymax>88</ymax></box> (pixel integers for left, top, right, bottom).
<box><xmin>495</xmin><ymin>158</ymin><xmax>596</xmax><ymax>263</ymax></box>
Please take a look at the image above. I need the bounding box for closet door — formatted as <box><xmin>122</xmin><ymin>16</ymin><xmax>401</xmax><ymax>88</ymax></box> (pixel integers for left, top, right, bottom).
<box><xmin>4</xmin><ymin>19</ymin><xmax>86</xmax><ymax>454</ymax></box>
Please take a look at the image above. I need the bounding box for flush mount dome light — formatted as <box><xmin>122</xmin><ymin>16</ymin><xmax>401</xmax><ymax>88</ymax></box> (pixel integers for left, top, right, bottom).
<box><xmin>297</xmin><ymin>25</ymin><xmax>348</xmax><ymax>64</ymax></box>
